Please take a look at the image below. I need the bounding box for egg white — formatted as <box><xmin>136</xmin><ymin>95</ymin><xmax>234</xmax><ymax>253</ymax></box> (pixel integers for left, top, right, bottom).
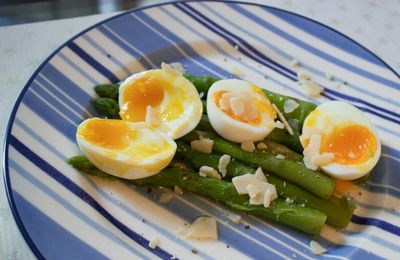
<box><xmin>76</xmin><ymin>119</ymin><xmax>176</xmax><ymax>180</ymax></box>
<box><xmin>301</xmin><ymin>101</ymin><xmax>381</xmax><ymax>180</ymax></box>
<box><xmin>118</xmin><ymin>66</ymin><xmax>203</xmax><ymax>139</ymax></box>
<box><xmin>206</xmin><ymin>79</ymin><xmax>276</xmax><ymax>143</ymax></box>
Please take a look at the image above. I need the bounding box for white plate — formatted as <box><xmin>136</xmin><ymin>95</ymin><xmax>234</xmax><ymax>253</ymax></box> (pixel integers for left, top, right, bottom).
<box><xmin>4</xmin><ymin>1</ymin><xmax>400</xmax><ymax>259</ymax></box>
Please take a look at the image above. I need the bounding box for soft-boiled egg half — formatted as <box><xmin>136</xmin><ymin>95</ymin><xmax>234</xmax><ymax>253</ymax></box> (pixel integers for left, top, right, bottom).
<box><xmin>76</xmin><ymin>118</ymin><xmax>176</xmax><ymax>180</ymax></box>
<box><xmin>207</xmin><ymin>79</ymin><xmax>277</xmax><ymax>143</ymax></box>
<box><xmin>118</xmin><ymin>63</ymin><xmax>203</xmax><ymax>139</ymax></box>
<box><xmin>300</xmin><ymin>101</ymin><xmax>381</xmax><ymax>180</ymax></box>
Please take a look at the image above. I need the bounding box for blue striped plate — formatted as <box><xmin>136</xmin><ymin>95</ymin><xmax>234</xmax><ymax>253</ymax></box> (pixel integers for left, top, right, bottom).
<box><xmin>3</xmin><ymin>1</ymin><xmax>400</xmax><ymax>259</ymax></box>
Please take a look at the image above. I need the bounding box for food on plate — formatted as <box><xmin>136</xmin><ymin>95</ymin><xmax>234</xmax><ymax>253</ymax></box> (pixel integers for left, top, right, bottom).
<box><xmin>69</xmin><ymin>67</ymin><xmax>381</xmax><ymax>236</ymax></box>
<box><xmin>68</xmin><ymin>156</ymin><xmax>327</xmax><ymax>235</ymax></box>
<box><xmin>181</xmin><ymin>130</ymin><xmax>335</xmax><ymax>200</ymax></box>
<box><xmin>182</xmin><ymin>216</ymin><xmax>218</xmax><ymax>240</ymax></box>
<box><xmin>301</xmin><ymin>101</ymin><xmax>381</xmax><ymax>180</ymax></box>
<box><xmin>175</xmin><ymin>141</ymin><xmax>355</xmax><ymax>228</ymax></box>
<box><xmin>118</xmin><ymin>63</ymin><xmax>203</xmax><ymax>139</ymax></box>
<box><xmin>76</xmin><ymin>118</ymin><xmax>176</xmax><ymax>180</ymax></box>
<box><xmin>206</xmin><ymin>79</ymin><xmax>277</xmax><ymax>142</ymax></box>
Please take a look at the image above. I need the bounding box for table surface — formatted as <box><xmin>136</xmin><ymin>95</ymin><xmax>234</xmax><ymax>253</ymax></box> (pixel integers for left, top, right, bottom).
<box><xmin>1</xmin><ymin>0</ymin><xmax>399</xmax><ymax>259</ymax></box>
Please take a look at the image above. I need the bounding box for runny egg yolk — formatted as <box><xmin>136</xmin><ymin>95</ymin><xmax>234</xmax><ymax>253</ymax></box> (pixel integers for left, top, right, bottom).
<box><xmin>321</xmin><ymin>124</ymin><xmax>377</xmax><ymax>165</ymax></box>
<box><xmin>77</xmin><ymin>118</ymin><xmax>133</xmax><ymax>150</ymax></box>
<box><xmin>119</xmin><ymin>71</ymin><xmax>164</xmax><ymax>122</ymax></box>
<box><xmin>213</xmin><ymin>90</ymin><xmax>261</xmax><ymax>125</ymax></box>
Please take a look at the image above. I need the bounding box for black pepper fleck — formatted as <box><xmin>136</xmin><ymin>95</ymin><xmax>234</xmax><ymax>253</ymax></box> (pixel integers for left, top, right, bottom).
<box><xmin>358</xmin><ymin>192</ymin><xmax>362</xmax><ymax>195</ymax></box>
<box><xmin>191</xmin><ymin>249</ymin><xmax>198</xmax><ymax>254</ymax></box>
<box><xmin>142</xmin><ymin>219</ymin><xmax>146</xmax><ymax>223</ymax></box>
<box><xmin>226</xmin><ymin>245</ymin><xmax>230</xmax><ymax>248</ymax></box>
<box><xmin>244</xmin><ymin>225</ymin><xmax>250</xmax><ymax>229</ymax></box>
<box><xmin>106</xmin><ymin>54</ymin><xmax>111</xmax><ymax>58</ymax></box>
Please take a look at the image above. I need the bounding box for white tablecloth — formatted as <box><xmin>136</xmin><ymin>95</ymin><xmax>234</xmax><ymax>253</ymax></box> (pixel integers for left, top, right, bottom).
<box><xmin>1</xmin><ymin>0</ymin><xmax>399</xmax><ymax>258</ymax></box>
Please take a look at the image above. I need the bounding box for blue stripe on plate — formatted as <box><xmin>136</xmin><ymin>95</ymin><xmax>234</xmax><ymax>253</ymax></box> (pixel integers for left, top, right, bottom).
<box><xmin>131</xmin><ymin>11</ymin><xmax>231</xmax><ymax>78</ymax></box>
<box><xmin>67</xmin><ymin>41</ymin><xmax>120</xmax><ymax>83</ymax></box>
<box><xmin>34</xmin><ymin>77</ymin><xmax>94</xmax><ymax>119</ymax></box>
<box><xmin>263</xmin><ymin>7</ymin><xmax>384</xmax><ymax>67</ymax></box>
<box><xmin>352</xmin><ymin>215</ymin><xmax>400</xmax><ymax>237</ymax></box>
<box><xmin>57</xmin><ymin>52</ymin><xmax>98</xmax><ymax>85</ymax></box>
<box><xmin>83</xmin><ymin>178</ymin><xmax>215</xmax><ymax>259</ymax></box>
<box><xmin>30</xmin><ymin>81</ymin><xmax>84</xmax><ymax>123</ymax></box>
<box><xmin>17</xmin><ymin>85</ymin><xmax>395</xmax><ymax>259</ymax></box>
<box><xmin>180</xmin><ymin>2</ymin><xmax>400</xmax><ymax>125</ymax></box>
<box><xmin>200</xmin><ymin>2</ymin><xmax>400</xmax><ymax>113</ymax></box>
<box><xmin>193</xmin><ymin>3</ymin><xmax>400</xmax><ymax>109</ymax></box>
<box><xmin>321</xmin><ymin>92</ymin><xmax>400</xmax><ymax>125</ymax></box>
<box><xmin>16</xmin><ymin>76</ymin><xmax>400</xmax><ymax>256</ymax></box>
<box><xmin>102</xmin><ymin>12</ymin><xmax>229</xmax><ymax>78</ymax></box>
<box><xmin>97</xmin><ymin>25</ymin><xmax>156</xmax><ymax>69</ymax></box>
<box><xmin>40</xmin><ymin>64</ymin><xmax>93</xmax><ymax>104</ymax></box>
<box><xmin>243</xmin><ymin>3</ymin><xmax>400</xmax><ymax>91</ymax></box>
<box><xmin>10</xmin><ymin>135</ymin><xmax>173</xmax><ymax>259</ymax></box>
<box><xmin>22</xmin><ymin>89</ymin><xmax>77</xmax><ymax>141</ymax></box>
<box><xmin>14</xmin><ymin>117</ymin><xmax>215</xmax><ymax>258</ymax></box>
<box><xmin>10</xmin><ymin>160</ymin><xmax>146</xmax><ymax>258</ymax></box>
<box><xmin>15</xmin><ymin>118</ymin><xmax>67</xmax><ymax>161</ymax></box>
<box><xmin>81</xmin><ymin>34</ymin><xmax>132</xmax><ymax>76</ymax></box>
<box><xmin>12</xmin><ymin>192</ymin><xmax>109</xmax><ymax>260</ymax></box>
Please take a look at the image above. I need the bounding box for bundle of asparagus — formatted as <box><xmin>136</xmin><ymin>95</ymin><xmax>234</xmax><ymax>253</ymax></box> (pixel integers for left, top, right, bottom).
<box><xmin>68</xmin><ymin>73</ymin><xmax>356</xmax><ymax>235</ymax></box>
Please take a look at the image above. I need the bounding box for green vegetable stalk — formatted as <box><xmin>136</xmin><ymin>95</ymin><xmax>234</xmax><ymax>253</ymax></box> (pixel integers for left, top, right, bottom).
<box><xmin>181</xmin><ymin>130</ymin><xmax>335</xmax><ymax>200</ymax></box>
<box><xmin>94</xmin><ymin>83</ymin><xmax>120</xmax><ymax>100</ymax></box>
<box><xmin>92</xmin><ymin>98</ymin><xmax>120</xmax><ymax>119</ymax></box>
<box><xmin>176</xmin><ymin>142</ymin><xmax>355</xmax><ymax>228</ymax></box>
<box><xmin>267</xmin><ymin>128</ymin><xmax>303</xmax><ymax>154</ymax></box>
<box><xmin>68</xmin><ymin>155</ymin><xmax>327</xmax><ymax>235</ymax></box>
<box><xmin>196</xmin><ymin>115</ymin><xmax>303</xmax><ymax>162</ymax></box>
<box><xmin>183</xmin><ymin>73</ymin><xmax>219</xmax><ymax>96</ymax></box>
<box><xmin>182</xmin><ymin>73</ymin><xmax>317</xmax><ymax>127</ymax></box>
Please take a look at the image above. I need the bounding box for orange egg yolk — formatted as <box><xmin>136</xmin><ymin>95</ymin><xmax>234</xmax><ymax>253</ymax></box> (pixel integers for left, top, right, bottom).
<box><xmin>321</xmin><ymin>124</ymin><xmax>376</xmax><ymax>165</ymax></box>
<box><xmin>214</xmin><ymin>90</ymin><xmax>265</xmax><ymax>125</ymax></box>
<box><xmin>78</xmin><ymin>119</ymin><xmax>133</xmax><ymax>150</ymax></box>
<box><xmin>119</xmin><ymin>72</ymin><xmax>164</xmax><ymax>122</ymax></box>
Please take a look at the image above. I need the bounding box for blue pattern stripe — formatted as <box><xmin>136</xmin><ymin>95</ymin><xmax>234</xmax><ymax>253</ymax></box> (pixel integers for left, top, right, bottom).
<box><xmin>237</xmin><ymin>3</ymin><xmax>400</xmax><ymax>91</ymax></box>
<box><xmin>15</xmin><ymin>35</ymin><xmax>396</xmax><ymax>258</ymax></box>
<box><xmin>351</xmin><ymin>215</ymin><xmax>400</xmax><ymax>237</ymax></box>
<box><xmin>13</xmin><ymin>115</ymin><xmax>304</xmax><ymax>259</ymax></box>
<box><xmin>67</xmin><ymin>41</ymin><xmax>120</xmax><ymax>83</ymax></box>
<box><xmin>191</xmin><ymin>2</ymin><xmax>400</xmax><ymax>109</ymax></box>
<box><xmin>10</xmin><ymin>160</ymin><xmax>146</xmax><ymax>259</ymax></box>
<box><xmin>4</xmin><ymin>1</ymin><xmax>400</xmax><ymax>259</ymax></box>
<box><xmin>177</xmin><ymin>2</ymin><xmax>400</xmax><ymax>125</ymax></box>
<box><xmin>10</xmin><ymin>135</ymin><xmax>173</xmax><ymax>259</ymax></box>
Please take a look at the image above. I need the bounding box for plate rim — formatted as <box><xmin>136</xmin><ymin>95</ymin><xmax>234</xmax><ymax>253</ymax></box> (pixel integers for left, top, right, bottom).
<box><xmin>2</xmin><ymin>0</ymin><xmax>400</xmax><ymax>258</ymax></box>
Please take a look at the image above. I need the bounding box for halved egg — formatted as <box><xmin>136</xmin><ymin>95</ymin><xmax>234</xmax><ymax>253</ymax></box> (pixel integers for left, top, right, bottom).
<box><xmin>76</xmin><ymin>118</ymin><xmax>176</xmax><ymax>180</ymax></box>
<box><xmin>206</xmin><ymin>79</ymin><xmax>277</xmax><ymax>143</ymax></box>
<box><xmin>118</xmin><ymin>63</ymin><xmax>203</xmax><ymax>139</ymax></box>
<box><xmin>300</xmin><ymin>101</ymin><xmax>381</xmax><ymax>180</ymax></box>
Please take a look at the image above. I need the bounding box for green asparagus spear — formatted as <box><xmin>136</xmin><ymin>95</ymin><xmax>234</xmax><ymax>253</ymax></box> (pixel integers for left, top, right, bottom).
<box><xmin>94</xmin><ymin>83</ymin><xmax>120</xmax><ymax>100</ymax></box>
<box><xmin>68</xmin><ymin>155</ymin><xmax>327</xmax><ymax>235</ymax></box>
<box><xmin>195</xmin><ymin>114</ymin><xmax>303</xmax><ymax>159</ymax></box>
<box><xmin>267</xmin><ymin>128</ymin><xmax>304</xmax><ymax>154</ymax></box>
<box><xmin>176</xmin><ymin>142</ymin><xmax>355</xmax><ymax>228</ymax></box>
<box><xmin>181</xmin><ymin>130</ymin><xmax>335</xmax><ymax>199</ymax></box>
<box><xmin>183</xmin><ymin>73</ymin><xmax>316</xmax><ymax>126</ymax></box>
<box><xmin>92</xmin><ymin>98</ymin><xmax>120</xmax><ymax>119</ymax></box>
<box><xmin>183</xmin><ymin>73</ymin><xmax>219</xmax><ymax>96</ymax></box>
